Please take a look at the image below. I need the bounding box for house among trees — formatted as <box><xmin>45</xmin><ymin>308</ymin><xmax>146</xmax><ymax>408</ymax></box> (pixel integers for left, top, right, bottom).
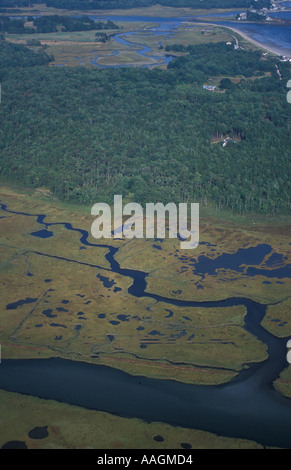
<box><xmin>222</xmin><ymin>137</ymin><xmax>237</xmax><ymax>147</ymax></box>
<box><xmin>203</xmin><ymin>84</ymin><xmax>217</xmax><ymax>91</ymax></box>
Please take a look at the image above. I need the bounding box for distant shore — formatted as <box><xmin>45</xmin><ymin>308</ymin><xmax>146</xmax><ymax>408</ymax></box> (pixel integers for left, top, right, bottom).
<box><xmin>190</xmin><ymin>19</ymin><xmax>287</xmax><ymax>56</ymax></box>
<box><xmin>221</xmin><ymin>24</ymin><xmax>286</xmax><ymax>57</ymax></box>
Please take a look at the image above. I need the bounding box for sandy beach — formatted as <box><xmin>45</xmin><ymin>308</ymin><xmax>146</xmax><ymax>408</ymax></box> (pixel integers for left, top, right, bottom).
<box><xmin>187</xmin><ymin>19</ymin><xmax>290</xmax><ymax>57</ymax></box>
<box><xmin>219</xmin><ymin>24</ymin><xmax>286</xmax><ymax>56</ymax></box>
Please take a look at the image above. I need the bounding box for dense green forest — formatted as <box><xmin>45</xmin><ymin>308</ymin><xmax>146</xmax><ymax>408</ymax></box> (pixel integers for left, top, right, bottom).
<box><xmin>0</xmin><ymin>0</ymin><xmax>264</xmax><ymax>12</ymax></box>
<box><xmin>166</xmin><ymin>43</ymin><xmax>277</xmax><ymax>78</ymax></box>
<box><xmin>0</xmin><ymin>40</ymin><xmax>53</xmax><ymax>66</ymax></box>
<box><xmin>243</xmin><ymin>10</ymin><xmax>267</xmax><ymax>22</ymax></box>
<box><xmin>0</xmin><ymin>41</ymin><xmax>290</xmax><ymax>214</ymax></box>
<box><xmin>0</xmin><ymin>16</ymin><xmax>120</xmax><ymax>34</ymax></box>
<box><xmin>0</xmin><ymin>16</ymin><xmax>31</xmax><ymax>34</ymax></box>
<box><xmin>33</xmin><ymin>16</ymin><xmax>120</xmax><ymax>33</ymax></box>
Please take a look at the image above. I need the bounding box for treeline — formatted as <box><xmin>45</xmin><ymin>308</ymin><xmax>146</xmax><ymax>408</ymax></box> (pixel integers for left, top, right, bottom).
<box><xmin>33</xmin><ymin>16</ymin><xmax>120</xmax><ymax>33</ymax></box>
<box><xmin>0</xmin><ymin>40</ymin><xmax>53</xmax><ymax>66</ymax></box>
<box><xmin>250</xmin><ymin>0</ymin><xmax>271</xmax><ymax>9</ymax></box>
<box><xmin>0</xmin><ymin>0</ymin><xmax>254</xmax><ymax>12</ymax></box>
<box><xmin>95</xmin><ymin>32</ymin><xmax>109</xmax><ymax>42</ymax></box>
<box><xmin>94</xmin><ymin>20</ymin><xmax>120</xmax><ymax>30</ymax></box>
<box><xmin>0</xmin><ymin>15</ymin><xmax>120</xmax><ymax>34</ymax></box>
<box><xmin>0</xmin><ymin>41</ymin><xmax>290</xmax><ymax>215</ymax></box>
<box><xmin>0</xmin><ymin>16</ymin><xmax>32</xmax><ymax>34</ymax></box>
<box><xmin>245</xmin><ymin>10</ymin><xmax>267</xmax><ymax>21</ymax></box>
<box><xmin>166</xmin><ymin>43</ymin><xmax>276</xmax><ymax>79</ymax></box>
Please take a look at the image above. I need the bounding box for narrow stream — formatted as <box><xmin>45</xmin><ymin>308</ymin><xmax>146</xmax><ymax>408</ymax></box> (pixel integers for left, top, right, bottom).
<box><xmin>88</xmin><ymin>17</ymin><xmax>182</xmax><ymax>68</ymax></box>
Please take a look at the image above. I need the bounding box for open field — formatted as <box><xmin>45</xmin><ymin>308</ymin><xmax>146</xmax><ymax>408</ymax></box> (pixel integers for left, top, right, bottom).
<box><xmin>262</xmin><ymin>298</ymin><xmax>291</xmax><ymax>338</ymax></box>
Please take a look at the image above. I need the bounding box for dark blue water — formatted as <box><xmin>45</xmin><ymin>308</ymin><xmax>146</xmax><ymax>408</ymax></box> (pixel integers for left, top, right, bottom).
<box><xmin>28</xmin><ymin>426</ymin><xmax>49</xmax><ymax>440</ymax></box>
<box><xmin>42</xmin><ymin>309</ymin><xmax>57</xmax><ymax>319</ymax></box>
<box><xmin>193</xmin><ymin>244</ymin><xmax>272</xmax><ymax>275</ymax></box>
<box><xmin>271</xmin><ymin>10</ymin><xmax>291</xmax><ymax>19</ymax></box>
<box><xmin>31</xmin><ymin>229</ymin><xmax>53</xmax><ymax>239</ymax></box>
<box><xmin>96</xmin><ymin>273</ymin><xmax>116</xmax><ymax>288</ymax></box>
<box><xmin>1</xmin><ymin>200</ymin><xmax>291</xmax><ymax>448</ymax></box>
<box><xmin>6</xmin><ymin>297</ymin><xmax>38</xmax><ymax>310</ymax></box>
<box><xmin>1</xmin><ymin>440</ymin><xmax>28</xmax><ymax>449</ymax></box>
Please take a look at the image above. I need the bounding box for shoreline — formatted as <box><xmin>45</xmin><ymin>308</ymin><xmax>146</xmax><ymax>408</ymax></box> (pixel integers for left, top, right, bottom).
<box><xmin>219</xmin><ymin>24</ymin><xmax>287</xmax><ymax>56</ymax></box>
<box><xmin>189</xmin><ymin>19</ymin><xmax>288</xmax><ymax>56</ymax></box>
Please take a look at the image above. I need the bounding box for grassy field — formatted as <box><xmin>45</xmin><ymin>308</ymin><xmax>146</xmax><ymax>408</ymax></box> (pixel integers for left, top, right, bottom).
<box><xmin>262</xmin><ymin>298</ymin><xmax>291</xmax><ymax>338</ymax></box>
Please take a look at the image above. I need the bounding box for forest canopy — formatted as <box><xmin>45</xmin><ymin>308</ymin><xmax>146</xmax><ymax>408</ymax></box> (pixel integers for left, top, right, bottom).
<box><xmin>0</xmin><ymin>40</ymin><xmax>53</xmax><ymax>66</ymax></box>
<box><xmin>33</xmin><ymin>16</ymin><xmax>120</xmax><ymax>33</ymax></box>
<box><xmin>0</xmin><ymin>41</ymin><xmax>290</xmax><ymax>215</ymax></box>
<box><xmin>0</xmin><ymin>15</ymin><xmax>120</xmax><ymax>34</ymax></box>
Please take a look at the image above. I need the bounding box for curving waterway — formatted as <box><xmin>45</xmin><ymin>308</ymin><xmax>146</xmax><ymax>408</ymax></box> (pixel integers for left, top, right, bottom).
<box><xmin>88</xmin><ymin>13</ymin><xmax>291</xmax><ymax>64</ymax></box>
<box><xmin>87</xmin><ymin>16</ymin><xmax>182</xmax><ymax>68</ymax></box>
<box><xmin>0</xmin><ymin>201</ymin><xmax>291</xmax><ymax>448</ymax></box>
